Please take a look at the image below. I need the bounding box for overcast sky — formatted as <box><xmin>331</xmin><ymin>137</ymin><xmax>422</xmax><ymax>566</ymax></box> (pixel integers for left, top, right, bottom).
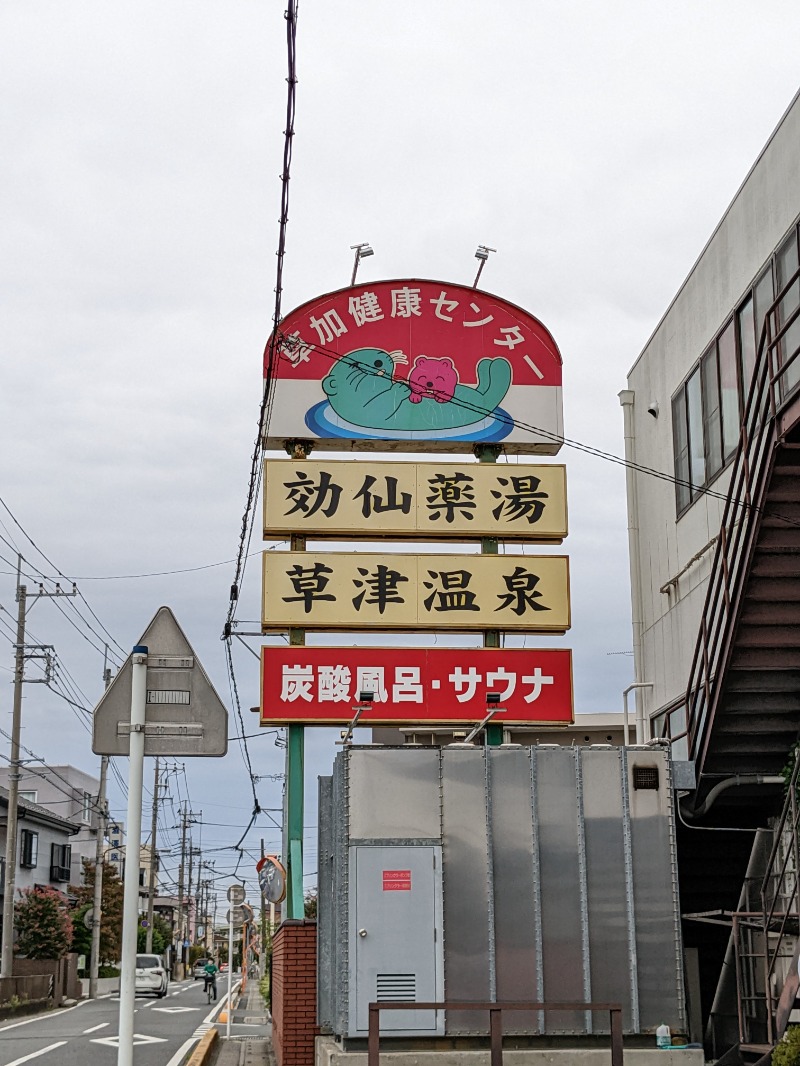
<box><xmin>2</xmin><ymin>1</ymin><xmax>800</xmax><ymax>905</ymax></box>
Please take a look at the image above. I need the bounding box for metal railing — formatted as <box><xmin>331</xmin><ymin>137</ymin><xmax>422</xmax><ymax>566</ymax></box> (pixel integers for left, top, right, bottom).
<box><xmin>759</xmin><ymin>750</ymin><xmax>800</xmax><ymax>1045</ymax></box>
<box><xmin>367</xmin><ymin>1001</ymin><xmax>624</xmax><ymax>1066</ymax></box>
<box><xmin>679</xmin><ymin>266</ymin><xmax>800</xmax><ymax>773</ymax></box>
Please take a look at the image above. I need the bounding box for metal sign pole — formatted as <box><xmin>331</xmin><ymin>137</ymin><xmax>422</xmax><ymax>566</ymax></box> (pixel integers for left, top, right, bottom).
<box><xmin>117</xmin><ymin>646</ymin><xmax>148</xmax><ymax>1066</ymax></box>
<box><xmin>226</xmin><ymin>920</ymin><xmax>234</xmax><ymax>1039</ymax></box>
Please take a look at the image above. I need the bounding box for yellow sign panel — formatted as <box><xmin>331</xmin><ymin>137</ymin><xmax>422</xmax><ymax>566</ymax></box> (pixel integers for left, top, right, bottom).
<box><xmin>263</xmin><ymin>460</ymin><xmax>567</xmax><ymax>542</ymax></box>
<box><xmin>262</xmin><ymin>552</ymin><xmax>570</xmax><ymax>633</ymax></box>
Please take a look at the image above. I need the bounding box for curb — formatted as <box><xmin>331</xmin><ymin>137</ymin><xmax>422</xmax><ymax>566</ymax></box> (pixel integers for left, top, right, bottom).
<box><xmin>186</xmin><ymin>1026</ymin><xmax>218</xmax><ymax>1066</ymax></box>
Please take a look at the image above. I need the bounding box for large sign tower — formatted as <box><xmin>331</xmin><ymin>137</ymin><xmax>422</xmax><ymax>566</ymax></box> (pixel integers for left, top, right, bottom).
<box><xmin>260</xmin><ymin>278</ymin><xmax>570</xmax><ymax>918</ymax></box>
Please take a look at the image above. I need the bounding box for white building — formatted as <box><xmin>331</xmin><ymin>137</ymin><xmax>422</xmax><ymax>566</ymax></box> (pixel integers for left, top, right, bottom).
<box><xmin>623</xmin><ymin>86</ymin><xmax>800</xmax><ymax>1056</ymax></box>
<box><xmin>0</xmin><ymin>764</ymin><xmax>101</xmax><ymax>886</ymax></box>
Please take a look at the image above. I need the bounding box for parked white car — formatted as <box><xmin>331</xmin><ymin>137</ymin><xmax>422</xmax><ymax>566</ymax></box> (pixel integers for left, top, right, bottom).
<box><xmin>135</xmin><ymin>954</ymin><xmax>168</xmax><ymax>997</ymax></box>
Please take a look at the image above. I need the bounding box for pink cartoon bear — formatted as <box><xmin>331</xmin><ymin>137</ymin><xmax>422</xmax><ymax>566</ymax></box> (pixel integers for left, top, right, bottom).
<box><xmin>407</xmin><ymin>356</ymin><xmax>459</xmax><ymax>403</ymax></box>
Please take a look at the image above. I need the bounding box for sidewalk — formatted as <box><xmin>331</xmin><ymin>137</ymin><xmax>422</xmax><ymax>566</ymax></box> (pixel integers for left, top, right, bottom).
<box><xmin>214</xmin><ymin>980</ymin><xmax>273</xmax><ymax>1066</ymax></box>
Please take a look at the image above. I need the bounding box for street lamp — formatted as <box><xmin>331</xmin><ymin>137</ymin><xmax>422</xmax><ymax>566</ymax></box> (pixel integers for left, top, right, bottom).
<box><xmin>350</xmin><ymin>243</ymin><xmax>374</xmax><ymax>286</ymax></box>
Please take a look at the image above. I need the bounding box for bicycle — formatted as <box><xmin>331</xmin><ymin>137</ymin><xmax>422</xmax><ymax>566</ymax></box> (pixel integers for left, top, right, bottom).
<box><xmin>204</xmin><ymin>974</ymin><xmax>217</xmax><ymax>1004</ymax></box>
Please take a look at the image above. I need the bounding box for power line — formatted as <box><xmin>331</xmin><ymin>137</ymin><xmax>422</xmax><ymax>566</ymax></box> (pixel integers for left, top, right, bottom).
<box><xmin>285</xmin><ymin>332</ymin><xmax>800</xmax><ymax>531</ymax></box>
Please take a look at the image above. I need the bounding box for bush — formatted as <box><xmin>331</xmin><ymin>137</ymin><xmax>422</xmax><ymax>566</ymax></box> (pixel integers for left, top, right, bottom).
<box><xmin>774</xmin><ymin>1025</ymin><xmax>800</xmax><ymax>1066</ymax></box>
<box><xmin>97</xmin><ymin>966</ymin><xmax>120</xmax><ymax>978</ymax></box>
<box><xmin>15</xmin><ymin>887</ymin><xmax>73</xmax><ymax>960</ymax></box>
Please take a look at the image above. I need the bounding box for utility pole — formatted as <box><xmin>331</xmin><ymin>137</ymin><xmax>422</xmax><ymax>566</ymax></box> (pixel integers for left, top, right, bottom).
<box><xmin>260</xmin><ymin>838</ymin><xmax>268</xmax><ymax>979</ymax></box>
<box><xmin>89</xmin><ymin>656</ymin><xmax>113</xmax><ymax>999</ymax></box>
<box><xmin>1</xmin><ymin>561</ymin><xmax>77</xmax><ymax>977</ymax></box>
<box><xmin>176</xmin><ymin>805</ymin><xmax>188</xmax><ymax>979</ymax></box>
<box><xmin>145</xmin><ymin>759</ymin><xmax>160</xmax><ymax>953</ymax></box>
<box><xmin>186</xmin><ymin>843</ymin><xmax>201</xmax><ymax>951</ymax></box>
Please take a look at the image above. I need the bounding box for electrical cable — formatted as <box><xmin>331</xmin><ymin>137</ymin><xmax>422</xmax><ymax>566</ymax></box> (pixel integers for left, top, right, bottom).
<box><xmin>279</xmin><ymin>331</ymin><xmax>800</xmax><ymax>532</ymax></box>
<box><xmin>224</xmin><ymin>0</ymin><xmax>298</xmax><ymax>642</ymax></box>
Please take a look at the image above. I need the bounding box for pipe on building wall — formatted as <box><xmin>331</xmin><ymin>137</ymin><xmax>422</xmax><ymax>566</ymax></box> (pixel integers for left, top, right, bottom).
<box><xmin>623</xmin><ymin>682</ymin><xmax>654</xmax><ymax>745</ymax></box>
<box><xmin>619</xmin><ymin>391</ymin><xmax>649</xmax><ymax>740</ymax></box>
<box><xmin>682</xmin><ymin>774</ymin><xmax>784</xmax><ymax>820</ymax></box>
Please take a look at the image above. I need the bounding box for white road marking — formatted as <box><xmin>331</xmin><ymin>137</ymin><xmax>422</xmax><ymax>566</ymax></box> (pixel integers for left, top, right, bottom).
<box><xmin>5</xmin><ymin>1043</ymin><xmax>68</xmax><ymax>1066</ymax></box>
<box><xmin>92</xmin><ymin>1033</ymin><xmax>167</xmax><ymax>1047</ymax></box>
<box><xmin>164</xmin><ymin>1037</ymin><xmax>198</xmax><ymax>1066</ymax></box>
<box><xmin>0</xmin><ymin>999</ymin><xmax>86</xmax><ymax>1033</ymax></box>
<box><xmin>82</xmin><ymin>1022</ymin><xmax>109</xmax><ymax>1034</ymax></box>
<box><xmin>162</xmin><ymin>981</ymin><xmax>243</xmax><ymax>1066</ymax></box>
<box><xmin>152</xmin><ymin>1006</ymin><xmax>200</xmax><ymax>1014</ymax></box>
<box><xmin>523</xmin><ymin>354</ymin><xmax>544</xmax><ymax>379</ymax></box>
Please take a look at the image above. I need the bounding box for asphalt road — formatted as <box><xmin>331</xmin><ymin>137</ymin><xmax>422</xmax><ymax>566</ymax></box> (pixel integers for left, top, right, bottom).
<box><xmin>0</xmin><ymin>976</ymin><xmax>238</xmax><ymax>1066</ymax></box>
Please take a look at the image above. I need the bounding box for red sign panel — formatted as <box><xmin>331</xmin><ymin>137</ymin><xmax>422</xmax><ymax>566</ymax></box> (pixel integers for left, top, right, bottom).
<box><xmin>260</xmin><ymin>647</ymin><xmax>573</xmax><ymax>726</ymax></box>
<box><xmin>383</xmin><ymin>870</ymin><xmax>412</xmax><ymax>892</ymax></box>
<box><xmin>262</xmin><ymin>278</ymin><xmax>563</xmax><ymax>453</ymax></box>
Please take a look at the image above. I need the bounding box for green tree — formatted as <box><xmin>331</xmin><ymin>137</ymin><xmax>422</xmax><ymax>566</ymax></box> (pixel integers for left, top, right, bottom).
<box><xmin>304</xmin><ymin>891</ymin><xmax>317</xmax><ymax>919</ymax></box>
<box><xmin>15</xmin><ymin>886</ymin><xmax>73</xmax><ymax>960</ymax></box>
<box><xmin>70</xmin><ymin>859</ymin><xmax>124</xmax><ymax>964</ymax></box>
<box><xmin>774</xmin><ymin>1026</ymin><xmax>800</xmax><ymax>1066</ymax></box>
<box><xmin>137</xmin><ymin>914</ymin><xmax>172</xmax><ymax>955</ymax></box>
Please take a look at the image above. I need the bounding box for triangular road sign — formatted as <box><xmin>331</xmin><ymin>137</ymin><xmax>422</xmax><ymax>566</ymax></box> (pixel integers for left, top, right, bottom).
<box><xmin>92</xmin><ymin>606</ymin><xmax>228</xmax><ymax>757</ymax></box>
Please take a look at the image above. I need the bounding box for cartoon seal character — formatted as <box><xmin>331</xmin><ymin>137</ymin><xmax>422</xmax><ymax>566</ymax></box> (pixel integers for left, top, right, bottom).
<box><xmin>408</xmin><ymin>356</ymin><xmax>458</xmax><ymax>403</ymax></box>
<box><xmin>320</xmin><ymin>347</ymin><xmax>512</xmax><ymax>433</ymax></box>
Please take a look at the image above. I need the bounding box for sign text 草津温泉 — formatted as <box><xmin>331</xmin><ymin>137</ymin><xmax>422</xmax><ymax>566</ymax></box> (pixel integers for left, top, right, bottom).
<box><xmin>263</xmin><ymin>459</ymin><xmax>567</xmax><ymax>541</ymax></box>
<box><xmin>262</xmin><ymin>552</ymin><xmax>570</xmax><ymax>633</ymax></box>
<box><xmin>260</xmin><ymin>647</ymin><xmax>573</xmax><ymax>726</ymax></box>
<box><xmin>263</xmin><ymin>279</ymin><xmax>563</xmax><ymax>453</ymax></box>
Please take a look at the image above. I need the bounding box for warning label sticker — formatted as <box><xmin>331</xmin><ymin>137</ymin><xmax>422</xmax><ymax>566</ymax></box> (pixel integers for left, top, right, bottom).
<box><xmin>382</xmin><ymin>870</ymin><xmax>412</xmax><ymax>891</ymax></box>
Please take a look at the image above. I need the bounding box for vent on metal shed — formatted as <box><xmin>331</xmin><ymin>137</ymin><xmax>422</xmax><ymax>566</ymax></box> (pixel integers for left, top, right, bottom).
<box><xmin>633</xmin><ymin>766</ymin><xmax>659</xmax><ymax>791</ymax></box>
<box><xmin>376</xmin><ymin>974</ymin><xmax>416</xmax><ymax>1002</ymax></box>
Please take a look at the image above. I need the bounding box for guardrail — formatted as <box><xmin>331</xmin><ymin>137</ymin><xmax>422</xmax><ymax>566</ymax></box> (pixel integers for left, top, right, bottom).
<box><xmin>367</xmin><ymin>1000</ymin><xmax>624</xmax><ymax>1066</ymax></box>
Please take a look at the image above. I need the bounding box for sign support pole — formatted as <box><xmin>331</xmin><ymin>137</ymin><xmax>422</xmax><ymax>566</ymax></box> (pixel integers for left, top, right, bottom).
<box><xmin>226</xmin><ymin>918</ymin><xmax>234</xmax><ymax>1039</ymax></box>
<box><xmin>476</xmin><ymin>444</ymin><xmax>504</xmax><ymax>747</ymax></box>
<box><xmin>283</xmin><ymin>443</ymin><xmax>309</xmax><ymax>919</ymax></box>
<box><xmin>117</xmin><ymin>645</ymin><xmax>148</xmax><ymax>1066</ymax></box>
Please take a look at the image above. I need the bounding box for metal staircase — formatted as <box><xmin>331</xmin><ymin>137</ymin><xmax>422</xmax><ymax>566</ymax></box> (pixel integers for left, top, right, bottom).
<box><xmin>668</xmin><ymin>267</ymin><xmax>800</xmax><ymax>1061</ymax></box>
<box><xmin>677</xmin><ymin>265</ymin><xmax>800</xmax><ymax>798</ymax></box>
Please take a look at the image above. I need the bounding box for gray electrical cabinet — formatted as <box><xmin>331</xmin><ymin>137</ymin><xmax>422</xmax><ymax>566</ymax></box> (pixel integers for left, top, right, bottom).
<box><xmin>349</xmin><ymin>845</ymin><xmax>443</xmax><ymax>1035</ymax></box>
<box><xmin>318</xmin><ymin>744</ymin><xmax>686</xmax><ymax>1044</ymax></box>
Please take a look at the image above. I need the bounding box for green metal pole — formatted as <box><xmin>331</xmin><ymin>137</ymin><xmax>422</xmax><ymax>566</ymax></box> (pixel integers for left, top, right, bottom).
<box><xmin>286</xmin><ymin>718</ymin><xmax>305</xmax><ymax>919</ymax></box>
<box><xmin>284</xmin><ymin>509</ymin><xmax>308</xmax><ymax>919</ymax></box>
<box><xmin>476</xmin><ymin>444</ymin><xmax>504</xmax><ymax>747</ymax></box>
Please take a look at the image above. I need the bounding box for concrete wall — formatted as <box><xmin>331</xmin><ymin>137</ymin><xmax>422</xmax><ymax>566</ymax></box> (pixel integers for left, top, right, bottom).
<box><xmin>625</xmin><ymin>87</ymin><xmax>800</xmax><ymax>722</ymax></box>
<box><xmin>273</xmin><ymin>921</ymin><xmax>319</xmax><ymax>1066</ymax></box>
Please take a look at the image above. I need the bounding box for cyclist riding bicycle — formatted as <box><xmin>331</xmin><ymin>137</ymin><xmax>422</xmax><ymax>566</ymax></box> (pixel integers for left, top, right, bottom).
<box><xmin>203</xmin><ymin>959</ymin><xmax>219</xmax><ymax>1001</ymax></box>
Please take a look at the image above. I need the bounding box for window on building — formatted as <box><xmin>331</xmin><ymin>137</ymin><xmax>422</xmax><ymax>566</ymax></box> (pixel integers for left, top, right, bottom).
<box><xmin>18</xmin><ymin>791</ymin><xmax>37</xmax><ymax>804</ymax></box>
<box><xmin>81</xmin><ymin>792</ymin><xmax>93</xmax><ymax>824</ymax></box>
<box><xmin>701</xmin><ymin>347</ymin><xmax>723</xmax><ymax>479</ymax></box>
<box><xmin>737</xmin><ymin>295</ymin><xmax>756</xmax><ymax>402</ymax></box>
<box><xmin>686</xmin><ymin>367</ymin><xmax>705</xmax><ymax>491</ymax></box>
<box><xmin>670</xmin><ymin>221</ymin><xmax>800</xmax><ymax>516</ymax></box>
<box><xmin>776</xmin><ymin>228</ymin><xmax>800</xmax><ymax>397</ymax></box>
<box><xmin>50</xmin><ymin>843</ymin><xmax>71</xmax><ymax>881</ymax></box>
<box><xmin>20</xmin><ymin>829</ymin><xmax>38</xmax><ymax>869</ymax></box>
<box><xmin>672</xmin><ymin>390</ymin><xmax>690</xmax><ymax>512</ymax></box>
<box><xmin>718</xmin><ymin>320</ymin><xmax>739</xmax><ymax>460</ymax></box>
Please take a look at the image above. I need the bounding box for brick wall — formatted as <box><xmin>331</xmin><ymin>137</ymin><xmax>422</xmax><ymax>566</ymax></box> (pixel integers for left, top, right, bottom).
<box><xmin>272</xmin><ymin>920</ymin><xmax>319</xmax><ymax>1066</ymax></box>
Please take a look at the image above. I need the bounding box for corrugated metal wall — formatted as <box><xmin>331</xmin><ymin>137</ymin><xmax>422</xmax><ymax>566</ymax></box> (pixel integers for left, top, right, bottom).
<box><xmin>318</xmin><ymin>744</ymin><xmax>685</xmax><ymax>1038</ymax></box>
